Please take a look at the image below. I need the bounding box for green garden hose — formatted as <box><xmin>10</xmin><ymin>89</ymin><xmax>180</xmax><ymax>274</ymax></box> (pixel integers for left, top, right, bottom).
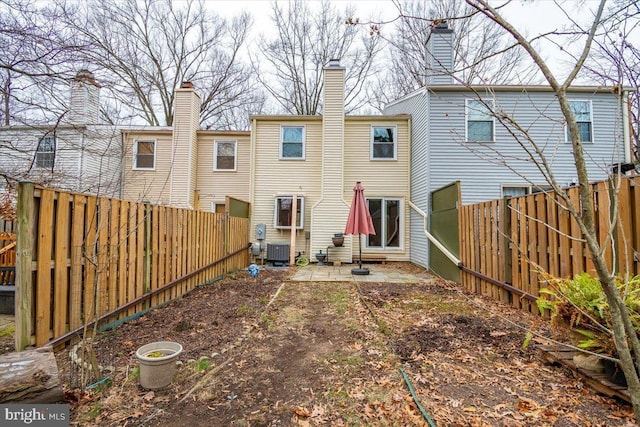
<box><xmin>354</xmin><ymin>283</ymin><xmax>437</xmax><ymax>426</ymax></box>
<box><xmin>400</xmin><ymin>367</ymin><xmax>437</xmax><ymax>427</ymax></box>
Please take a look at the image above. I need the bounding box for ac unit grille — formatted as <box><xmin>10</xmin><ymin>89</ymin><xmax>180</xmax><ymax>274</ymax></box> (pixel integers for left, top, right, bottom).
<box><xmin>267</xmin><ymin>243</ymin><xmax>290</xmax><ymax>265</ymax></box>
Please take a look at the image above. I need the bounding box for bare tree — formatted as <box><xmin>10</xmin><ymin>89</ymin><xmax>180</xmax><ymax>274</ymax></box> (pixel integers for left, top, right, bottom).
<box><xmin>65</xmin><ymin>0</ymin><xmax>263</xmax><ymax>129</ymax></box>
<box><xmin>458</xmin><ymin>0</ymin><xmax>640</xmax><ymax>420</ymax></box>
<box><xmin>584</xmin><ymin>1</ymin><xmax>640</xmax><ymax>162</ymax></box>
<box><xmin>370</xmin><ymin>0</ymin><xmax>538</xmax><ymax>106</ymax></box>
<box><xmin>0</xmin><ymin>0</ymin><xmax>84</xmax><ymax>126</ymax></box>
<box><xmin>253</xmin><ymin>0</ymin><xmax>381</xmax><ymax>115</ymax></box>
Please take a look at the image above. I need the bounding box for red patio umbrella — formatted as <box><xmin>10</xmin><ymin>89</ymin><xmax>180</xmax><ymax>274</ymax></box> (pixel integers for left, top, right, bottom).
<box><xmin>345</xmin><ymin>181</ymin><xmax>376</xmax><ymax>275</ymax></box>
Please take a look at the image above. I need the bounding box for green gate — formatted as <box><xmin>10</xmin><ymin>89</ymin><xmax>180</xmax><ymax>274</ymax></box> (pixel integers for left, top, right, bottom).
<box><xmin>429</xmin><ymin>182</ymin><xmax>460</xmax><ymax>282</ymax></box>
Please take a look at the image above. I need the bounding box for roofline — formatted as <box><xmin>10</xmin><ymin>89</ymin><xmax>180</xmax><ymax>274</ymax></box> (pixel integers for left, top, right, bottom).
<box><xmin>250</xmin><ymin>114</ymin><xmax>410</xmax><ymax>122</ymax></box>
<box><xmin>121</xmin><ymin>127</ymin><xmax>250</xmax><ymax>136</ymax></box>
<box><xmin>0</xmin><ymin>124</ymin><xmax>89</xmax><ymax>131</ymax></box>
<box><xmin>384</xmin><ymin>88</ymin><xmax>427</xmax><ymax>109</ymax></box>
<box><xmin>427</xmin><ymin>84</ymin><xmax>632</xmax><ymax>93</ymax></box>
<box><xmin>385</xmin><ymin>84</ymin><xmax>634</xmax><ymax>109</ymax></box>
<box><xmin>249</xmin><ymin>115</ymin><xmax>321</xmax><ymax>122</ymax></box>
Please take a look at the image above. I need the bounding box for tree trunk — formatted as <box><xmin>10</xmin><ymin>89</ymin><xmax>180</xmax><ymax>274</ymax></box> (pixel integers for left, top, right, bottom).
<box><xmin>0</xmin><ymin>347</ymin><xmax>64</xmax><ymax>403</ymax></box>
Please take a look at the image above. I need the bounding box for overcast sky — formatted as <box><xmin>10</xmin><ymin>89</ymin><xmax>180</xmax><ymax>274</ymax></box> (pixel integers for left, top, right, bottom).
<box><xmin>211</xmin><ymin>0</ymin><xmax>610</xmax><ymax>79</ymax></box>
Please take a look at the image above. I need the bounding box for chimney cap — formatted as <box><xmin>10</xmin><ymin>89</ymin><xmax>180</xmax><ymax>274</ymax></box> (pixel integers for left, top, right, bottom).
<box><xmin>327</xmin><ymin>58</ymin><xmax>341</xmax><ymax>67</ymax></box>
<box><xmin>432</xmin><ymin>20</ymin><xmax>453</xmax><ymax>33</ymax></box>
<box><xmin>74</xmin><ymin>69</ymin><xmax>100</xmax><ymax>87</ymax></box>
<box><xmin>180</xmin><ymin>81</ymin><xmax>194</xmax><ymax>89</ymax></box>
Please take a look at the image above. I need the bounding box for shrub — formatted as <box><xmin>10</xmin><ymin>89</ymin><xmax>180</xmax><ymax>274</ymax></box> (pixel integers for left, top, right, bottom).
<box><xmin>537</xmin><ymin>272</ymin><xmax>640</xmax><ymax>356</ymax></box>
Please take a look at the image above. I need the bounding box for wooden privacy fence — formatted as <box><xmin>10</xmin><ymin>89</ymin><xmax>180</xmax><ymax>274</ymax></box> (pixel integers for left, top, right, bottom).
<box><xmin>459</xmin><ymin>176</ymin><xmax>640</xmax><ymax>314</ymax></box>
<box><xmin>15</xmin><ymin>182</ymin><xmax>250</xmax><ymax>350</ymax></box>
<box><xmin>0</xmin><ymin>219</ymin><xmax>16</xmax><ymax>267</ymax></box>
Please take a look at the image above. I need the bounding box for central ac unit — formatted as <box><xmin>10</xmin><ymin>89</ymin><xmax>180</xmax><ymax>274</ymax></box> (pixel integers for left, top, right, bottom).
<box><xmin>267</xmin><ymin>243</ymin><xmax>290</xmax><ymax>266</ymax></box>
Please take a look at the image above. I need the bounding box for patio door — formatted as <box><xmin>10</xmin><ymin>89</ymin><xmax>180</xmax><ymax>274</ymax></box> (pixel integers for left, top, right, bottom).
<box><xmin>366</xmin><ymin>198</ymin><xmax>401</xmax><ymax>249</ymax></box>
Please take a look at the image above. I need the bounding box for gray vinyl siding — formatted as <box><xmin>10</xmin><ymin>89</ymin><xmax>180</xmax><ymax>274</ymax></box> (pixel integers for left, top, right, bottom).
<box><xmin>0</xmin><ymin>126</ymin><xmax>120</xmax><ymax>195</ymax></box>
<box><xmin>429</xmin><ymin>89</ymin><xmax>623</xmax><ymax>205</ymax></box>
<box><xmin>385</xmin><ymin>86</ymin><xmax>624</xmax><ymax>270</ymax></box>
<box><xmin>78</xmin><ymin>126</ymin><xmax>122</xmax><ymax>196</ymax></box>
<box><xmin>385</xmin><ymin>91</ymin><xmax>431</xmax><ymax>268</ymax></box>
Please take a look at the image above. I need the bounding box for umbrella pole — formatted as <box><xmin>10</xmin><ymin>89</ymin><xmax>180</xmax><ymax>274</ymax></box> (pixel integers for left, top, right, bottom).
<box><xmin>351</xmin><ymin>233</ymin><xmax>369</xmax><ymax>275</ymax></box>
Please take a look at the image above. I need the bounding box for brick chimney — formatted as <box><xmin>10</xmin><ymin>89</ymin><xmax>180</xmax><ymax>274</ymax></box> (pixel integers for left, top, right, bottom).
<box><xmin>426</xmin><ymin>21</ymin><xmax>454</xmax><ymax>85</ymax></box>
<box><xmin>169</xmin><ymin>81</ymin><xmax>200</xmax><ymax>208</ymax></box>
<box><xmin>69</xmin><ymin>69</ymin><xmax>101</xmax><ymax>124</ymax></box>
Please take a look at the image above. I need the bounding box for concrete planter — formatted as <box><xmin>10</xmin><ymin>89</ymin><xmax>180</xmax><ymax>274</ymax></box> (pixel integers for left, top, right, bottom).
<box><xmin>136</xmin><ymin>341</ymin><xmax>183</xmax><ymax>389</ymax></box>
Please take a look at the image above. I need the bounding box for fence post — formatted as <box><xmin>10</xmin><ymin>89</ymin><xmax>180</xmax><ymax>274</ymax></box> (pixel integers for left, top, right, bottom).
<box><xmin>501</xmin><ymin>197</ymin><xmax>512</xmax><ymax>304</ymax></box>
<box><xmin>15</xmin><ymin>181</ymin><xmax>34</xmax><ymax>351</ymax></box>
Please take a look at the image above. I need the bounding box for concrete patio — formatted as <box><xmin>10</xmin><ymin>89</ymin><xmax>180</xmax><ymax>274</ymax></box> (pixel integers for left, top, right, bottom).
<box><xmin>288</xmin><ymin>263</ymin><xmax>434</xmax><ymax>283</ymax></box>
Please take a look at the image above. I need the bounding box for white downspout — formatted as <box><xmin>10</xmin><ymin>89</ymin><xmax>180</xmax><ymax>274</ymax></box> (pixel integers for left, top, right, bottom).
<box><xmin>622</xmin><ymin>90</ymin><xmax>631</xmax><ymax>163</ymax></box>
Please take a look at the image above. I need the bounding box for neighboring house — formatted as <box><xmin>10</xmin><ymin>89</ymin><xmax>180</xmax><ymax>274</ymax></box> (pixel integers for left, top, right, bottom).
<box><xmin>0</xmin><ymin>70</ymin><xmax>122</xmax><ymax>197</ymax></box>
<box><xmin>121</xmin><ymin>83</ymin><xmax>251</xmax><ymax>211</ymax></box>
<box><xmin>121</xmin><ymin>63</ymin><xmax>411</xmax><ymax>264</ymax></box>
<box><xmin>384</xmin><ymin>23</ymin><xmax>633</xmax><ymax>269</ymax></box>
<box><xmin>250</xmin><ymin>60</ymin><xmax>410</xmax><ymax>263</ymax></box>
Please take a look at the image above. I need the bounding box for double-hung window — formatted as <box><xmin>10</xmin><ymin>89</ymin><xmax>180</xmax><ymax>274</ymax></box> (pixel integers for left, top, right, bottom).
<box><xmin>134</xmin><ymin>140</ymin><xmax>156</xmax><ymax>170</ymax></box>
<box><xmin>566</xmin><ymin>100</ymin><xmax>592</xmax><ymax>143</ymax></box>
<box><xmin>371</xmin><ymin>126</ymin><xmax>396</xmax><ymax>160</ymax></box>
<box><xmin>466</xmin><ymin>99</ymin><xmax>495</xmax><ymax>142</ymax></box>
<box><xmin>214</xmin><ymin>141</ymin><xmax>237</xmax><ymax>171</ymax></box>
<box><xmin>35</xmin><ymin>136</ymin><xmax>55</xmax><ymax>169</ymax></box>
<box><xmin>366</xmin><ymin>198</ymin><xmax>401</xmax><ymax>249</ymax></box>
<box><xmin>280</xmin><ymin>126</ymin><xmax>305</xmax><ymax>159</ymax></box>
<box><xmin>274</xmin><ymin>196</ymin><xmax>304</xmax><ymax>229</ymax></box>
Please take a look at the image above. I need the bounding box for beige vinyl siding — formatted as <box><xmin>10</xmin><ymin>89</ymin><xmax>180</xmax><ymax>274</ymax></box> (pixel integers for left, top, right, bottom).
<box><xmin>310</xmin><ymin>65</ymin><xmax>352</xmax><ymax>261</ymax></box>
<box><xmin>170</xmin><ymin>88</ymin><xmax>200</xmax><ymax>208</ymax></box>
<box><xmin>196</xmin><ymin>132</ymin><xmax>251</xmax><ymax>211</ymax></box>
<box><xmin>251</xmin><ymin>118</ymin><xmax>322</xmax><ymax>255</ymax></box>
<box><xmin>122</xmin><ymin>130</ymin><xmax>174</xmax><ymax>205</ymax></box>
<box><xmin>344</xmin><ymin>117</ymin><xmax>411</xmax><ymax>261</ymax></box>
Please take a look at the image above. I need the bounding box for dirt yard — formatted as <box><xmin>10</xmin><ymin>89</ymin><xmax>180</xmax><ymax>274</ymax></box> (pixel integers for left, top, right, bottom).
<box><xmin>20</xmin><ymin>265</ymin><xmax>638</xmax><ymax>425</ymax></box>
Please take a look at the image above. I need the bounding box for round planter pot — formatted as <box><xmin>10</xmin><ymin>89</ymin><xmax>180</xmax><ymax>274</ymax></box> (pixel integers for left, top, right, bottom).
<box><xmin>136</xmin><ymin>341</ymin><xmax>183</xmax><ymax>390</ymax></box>
<box><xmin>332</xmin><ymin>237</ymin><xmax>344</xmax><ymax>247</ymax></box>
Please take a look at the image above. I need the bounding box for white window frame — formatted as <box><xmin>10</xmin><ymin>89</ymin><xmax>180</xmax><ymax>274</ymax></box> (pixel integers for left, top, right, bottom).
<box><xmin>565</xmin><ymin>100</ymin><xmax>593</xmax><ymax>143</ymax></box>
<box><xmin>213</xmin><ymin>140</ymin><xmax>237</xmax><ymax>171</ymax></box>
<box><xmin>274</xmin><ymin>196</ymin><xmax>304</xmax><ymax>229</ymax></box>
<box><xmin>370</xmin><ymin>125</ymin><xmax>397</xmax><ymax>160</ymax></box>
<box><xmin>465</xmin><ymin>99</ymin><xmax>495</xmax><ymax>142</ymax></box>
<box><xmin>501</xmin><ymin>184</ymin><xmax>553</xmax><ymax>198</ymax></box>
<box><xmin>133</xmin><ymin>139</ymin><xmax>156</xmax><ymax>170</ymax></box>
<box><xmin>211</xmin><ymin>201</ymin><xmax>225</xmax><ymax>214</ymax></box>
<box><xmin>365</xmin><ymin>197</ymin><xmax>402</xmax><ymax>250</ymax></box>
<box><xmin>35</xmin><ymin>135</ymin><xmax>56</xmax><ymax>169</ymax></box>
<box><xmin>279</xmin><ymin>126</ymin><xmax>305</xmax><ymax>160</ymax></box>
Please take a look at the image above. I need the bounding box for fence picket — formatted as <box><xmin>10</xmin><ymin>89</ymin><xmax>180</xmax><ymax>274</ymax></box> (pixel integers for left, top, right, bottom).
<box><xmin>11</xmin><ymin>184</ymin><xmax>250</xmax><ymax>350</ymax></box>
<box><xmin>459</xmin><ymin>176</ymin><xmax>640</xmax><ymax>317</ymax></box>
<box><xmin>35</xmin><ymin>190</ymin><xmax>55</xmax><ymax>346</ymax></box>
<box><xmin>53</xmin><ymin>192</ymin><xmax>70</xmax><ymax>338</ymax></box>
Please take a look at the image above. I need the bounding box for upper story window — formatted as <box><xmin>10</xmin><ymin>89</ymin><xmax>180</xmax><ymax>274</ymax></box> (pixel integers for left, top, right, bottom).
<box><xmin>35</xmin><ymin>136</ymin><xmax>55</xmax><ymax>169</ymax></box>
<box><xmin>274</xmin><ymin>196</ymin><xmax>304</xmax><ymax>229</ymax></box>
<box><xmin>466</xmin><ymin>99</ymin><xmax>495</xmax><ymax>142</ymax></box>
<box><xmin>371</xmin><ymin>126</ymin><xmax>397</xmax><ymax>160</ymax></box>
<box><xmin>134</xmin><ymin>140</ymin><xmax>156</xmax><ymax>170</ymax></box>
<box><xmin>214</xmin><ymin>140</ymin><xmax>237</xmax><ymax>171</ymax></box>
<box><xmin>280</xmin><ymin>126</ymin><xmax>305</xmax><ymax>159</ymax></box>
<box><xmin>566</xmin><ymin>100</ymin><xmax>593</xmax><ymax>143</ymax></box>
